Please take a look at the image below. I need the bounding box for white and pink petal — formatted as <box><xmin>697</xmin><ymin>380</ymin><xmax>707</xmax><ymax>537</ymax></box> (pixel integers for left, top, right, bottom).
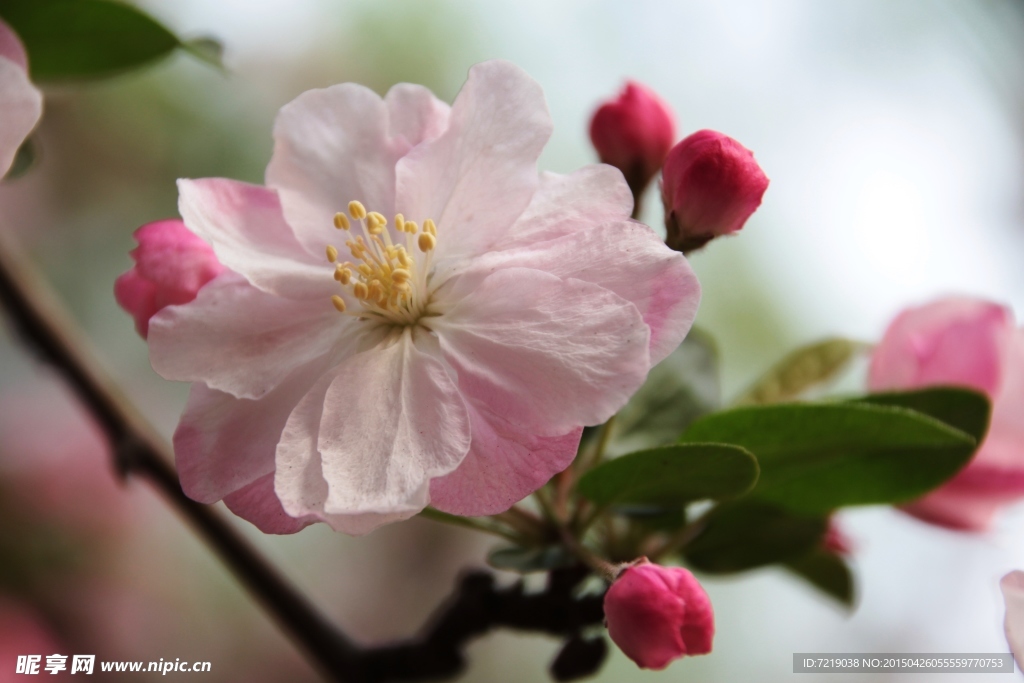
<box><xmin>431</xmin><ymin>267</ymin><xmax>650</xmax><ymax>437</ymax></box>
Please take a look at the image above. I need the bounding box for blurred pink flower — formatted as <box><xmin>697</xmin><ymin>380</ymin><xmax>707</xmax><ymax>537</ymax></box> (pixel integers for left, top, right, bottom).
<box><xmin>0</xmin><ymin>596</ymin><xmax>61</xmax><ymax>680</ymax></box>
<box><xmin>661</xmin><ymin>129</ymin><xmax>769</xmax><ymax>252</ymax></box>
<box><xmin>146</xmin><ymin>60</ymin><xmax>701</xmax><ymax>535</ymax></box>
<box><xmin>114</xmin><ymin>219</ymin><xmax>225</xmax><ymax>338</ymax></box>
<box><xmin>1002</xmin><ymin>570</ymin><xmax>1024</xmax><ymax>672</ymax></box>
<box><xmin>822</xmin><ymin>519</ymin><xmax>853</xmax><ymax>556</ymax></box>
<box><xmin>0</xmin><ymin>17</ymin><xmax>41</xmax><ymax>178</ymax></box>
<box><xmin>869</xmin><ymin>297</ymin><xmax>1024</xmax><ymax>530</ymax></box>
<box><xmin>604</xmin><ymin>561</ymin><xmax>714</xmax><ymax>670</ymax></box>
<box><xmin>589</xmin><ymin>81</ymin><xmax>675</xmax><ymax>197</ymax></box>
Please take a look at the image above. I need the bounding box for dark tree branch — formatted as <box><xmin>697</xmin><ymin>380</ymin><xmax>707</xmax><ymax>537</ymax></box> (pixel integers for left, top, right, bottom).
<box><xmin>0</xmin><ymin>234</ymin><xmax>610</xmax><ymax>682</ymax></box>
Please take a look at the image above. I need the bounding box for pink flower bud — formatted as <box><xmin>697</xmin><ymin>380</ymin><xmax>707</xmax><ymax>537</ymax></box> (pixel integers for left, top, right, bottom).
<box><xmin>603</xmin><ymin>561</ymin><xmax>714</xmax><ymax>670</ymax></box>
<box><xmin>114</xmin><ymin>219</ymin><xmax>224</xmax><ymax>338</ymax></box>
<box><xmin>589</xmin><ymin>81</ymin><xmax>676</xmax><ymax>198</ymax></box>
<box><xmin>869</xmin><ymin>297</ymin><xmax>1024</xmax><ymax>531</ymax></box>
<box><xmin>661</xmin><ymin>129</ymin><xmax>769</xmax><ymax>252</ymax></box>
<box><xmin>822</xmin><ymin>519</ymin><xmax>853</xmax><ymax>556</ymax></box>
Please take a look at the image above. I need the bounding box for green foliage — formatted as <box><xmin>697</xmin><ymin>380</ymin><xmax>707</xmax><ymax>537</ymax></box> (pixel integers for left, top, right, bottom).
<box><xmin>680</xmin><ymin>402</ymin><xmax>978</xmax><ymax>514</ymax></box>
<box><xmin>785</xmin><ymin>548</ymin><xmax>855</xmax><ymax>607</ymax></box>
<box><xmin>605</xmin><ymin>329</ymin><xmax>720</xmax><ymax>457</ymax></box>
<box><xmin>853</xmin><ymin>386</ymin><xmax>990</xmax><ymax>443</ymax></box>
<box><xmin>577</xmin><ymin>443</ymin><xmax>758</xmax><ymax>507</ymax></box>
<box><xmin>3</xmin><ymin>138</ymin><xmax>35</xmax><ymax>180</ymax></box>
<box><xmin>487</xmin><ymin>545</ymin><xmax>575</xmax><ymax>574</ymax></box>
<box><xmin>682</xmin><ymin>502</ymin><xmax>827</xmax><ymax>573</ymax></box>
<box><xmin>735</xmin><ymin>337</ymin><xmax>868</xmax><ymax>405</ymax></box>
<box><xmin>0</xmin><ymin>0</ymin><xmax>222</xmax><ymax>82</ymax></box>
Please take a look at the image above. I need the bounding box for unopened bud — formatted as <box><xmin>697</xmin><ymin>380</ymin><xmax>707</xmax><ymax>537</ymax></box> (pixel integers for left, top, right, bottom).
<box><xmin>589</xmin><ymin>81</ymin><xmax>675</xmax><ymax>200</ymax></box>
<box><xmin>661</xmin><ymin>129</ymin><xmax>769</xmax><ymax>253</ymax></box>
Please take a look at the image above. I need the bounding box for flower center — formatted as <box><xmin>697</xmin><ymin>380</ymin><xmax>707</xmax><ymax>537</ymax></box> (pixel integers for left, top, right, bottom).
<box><xmin>325</xmin><ymin>200</ymin><xmax>437</xmax><ymax>326</ymax></box>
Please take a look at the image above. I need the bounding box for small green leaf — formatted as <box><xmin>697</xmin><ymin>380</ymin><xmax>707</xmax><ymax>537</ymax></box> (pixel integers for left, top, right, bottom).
<box><xmin>853</xmin><ymin>386</ymin><xmax>990</xmax><ymax>443</ymax></box>
<box><xmin>0</xmin><ymin>0</ymin><xmax>208</xmax><ymax>81</ymax></box>
<box><xmin>735</xmin><ymin>337</ymin><xmax>869</xmax><ymax>406</ymax></box>
<box><xmin>682</xmin><ymin>502</ymin><xmax>827</xmax><ymax>573</ymax></box>
<box><xmin>3</xmin><ymin>137</ymin><xmax>35</xmax><ymax>180</ymax></box>
<box><xmin>577</xmin><ymin>443</ymin><xmax>758</xmax><ymax>507</ymax></box>
<box><xmin>680</xmin><ymin>403</ymin><xmax>977</xmax><ymax>514</ymax></box>
<box><xmin>486</xmin><ymin>545</ymin><xmax>574</xmax><ymax>574</ymax></box>
<box><xmin>785</xmin><ymin>549</ymin><xmax>855</xmax><ymax>607</ymax></box>
<box><xmin>182</xmin><ymin>37</ymin><xmax>225</xmax><ymax>69</ymax></box>
<box><xmin>606</xmin><ymin>329</ymin><xmax>720</xmax><ymax>456</ymax></box>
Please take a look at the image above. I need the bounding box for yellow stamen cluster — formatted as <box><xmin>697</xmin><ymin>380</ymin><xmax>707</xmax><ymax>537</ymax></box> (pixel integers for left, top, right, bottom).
<box><xmin>325</xmin><ymin>200</ymin><xmax>438</xmax><ymax>322</ymax></box>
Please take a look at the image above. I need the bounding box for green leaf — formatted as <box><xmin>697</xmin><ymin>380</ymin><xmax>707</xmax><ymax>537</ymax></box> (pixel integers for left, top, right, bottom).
<box><xmin>606</xmin><ymin>329</ymin><xmax>720</xmax><ymax>456</ymax></box>
<box><xmin>486</xmin><ymin>545</ymin><xmax>574</xmax><ymax>574</ymax></box>
<box><xmin>682</xmin><ymin>502</ymin><xmax>827</xmax><ymax>573</ymax></box>
<box><xmin>3</xmin><ymin>137</ymin><xmax>35</xmax><ymax>180</ymax></box>
<box><xmin>577</xmin><ymin>443</ymin><xmax>758</xmax><ymax>507</ymax></box>
<box><xmin>785</xmin><ymin>549</ymin><xmax>855</xmax><ymax>607</ymax></box>
<box><xmin>853</xmin><ymin>386</ymin><xmax>990</xmax><ymax>443</ymax></box>
<box><xmin>680</xmin><ymin>403</ymin><xmax>978</xmax><ymax>514</ymax></box>
<box><xmin>0</xmin><ymin>0</ymin><xmax>193</xmax><ymax>81</ymax></box>
<box><xmin>735</xmin><ymin>337</ymin><xmax>869</xmax><ymax>406</ymax></box>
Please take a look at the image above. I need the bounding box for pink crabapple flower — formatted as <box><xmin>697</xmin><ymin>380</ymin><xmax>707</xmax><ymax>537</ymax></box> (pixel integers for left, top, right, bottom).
<box><xmin>114</xmin><ymin>219</ymin><xmax>225</xmax><ymax>338</ymax></box>
<box><xmin>603</xmin><ymin>560</ymin><xmax>714</xmax><ymax>670</ymax></box>
<box><xmin>869</xmin><ymin>297</ymin><xmax>1024</xmax><ymax>531</ymax></box>
<box><xmin>589</xmin><ymin>81</ymin><xmax>675</xmax><ymax>197</ymax></box>
<box><xmin>1001</xmin><ymin>570</ymin><xmax>1024</xmax><ymax>672</ymax></box>
<box><xmin>661</xmin><ymin>129</ymin><xmax>769</xmax><ymax>253</ymax></box>
<box><xmin>145</xmin><ymin>60</ymin><xmax>701</xmax><ymax>535</ymax></box>
<box><xmin>0</xmin><ymin>17</ymin><xmax>41</xmax><ymax>178</ymax></box>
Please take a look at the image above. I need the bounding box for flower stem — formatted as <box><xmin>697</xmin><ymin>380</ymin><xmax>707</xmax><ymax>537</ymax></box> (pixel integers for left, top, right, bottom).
<box><xmin>418</xmin><ymin>507</ymin><xmax>522</xmax><ymax>543</ymax></box>
<box><xmin>0</xmin><ymin>233</ymin><xmax>359</xmax><ymax>680</ymax></box>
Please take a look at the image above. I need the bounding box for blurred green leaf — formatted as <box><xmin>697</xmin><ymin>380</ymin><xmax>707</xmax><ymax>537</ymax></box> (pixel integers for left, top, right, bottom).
<box><xmin>3</xmin><ymin>137</ymin><xmax>35</xmax><ymax>180</ymax></box>
<box><xmin>785</xmin><ymin>549</ymin><xmax>855</xmax><ymax>607</ymax></box>
<box><xmin>181</xmin><ymin>36</ymin><xmax>224</xmax><ymax>70</ymax></box>
<box><xmin>853</xmin><ymin>386</ymin><xmax>990</xmax><ymax>443</ymax></box>
<box><xmin>682</xmin><ymin>502</ymin><xmax>827</xmax><ymax>573</ymax></box>
<box><xmin>735</xmin><ymin>337</ymin><xmax>869</xmax><ymax>406</ymax></box>
<box><xmin>680</xmin><ymin>403</ymin><xmax>977</xmax><ymax>514</ymax></box>
<box><xmin>0</xmin><ymin>0</ymin><xmax>210</xmax><ymax>81</ymax></box>
<box><xmin>487</xmin><ymin>545</ymin><xmax>574</xmax><ymax>574</ymax></box>
<box><xmin>606</xmin><ymin>329</ymin><xmax>720</xmax><ymax>456</ymax></box>
<box><xmin>577</xmin><ymin>444</ymin><xmax>758</xmax><ymax>508</ymax></box>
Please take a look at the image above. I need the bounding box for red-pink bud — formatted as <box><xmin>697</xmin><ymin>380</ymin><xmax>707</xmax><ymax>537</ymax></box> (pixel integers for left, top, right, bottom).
<box><xmin>114</xmin><ymin>219</ymin><xmax>224</xmax><ymax>338</ymax></box>
<box><xmin>661</xmin><ymin>129</ymin><xmax>769</xmax><ymax>252</ymax></box>
<box><xmin>589</xmin><ymin>81</ymin><xmax>676</xmax><ymax>198</ymax></box>
<box><xmin>603</xmin><ymin>561</ymin><xmax>714</xmax><ymax>670</ymax></box>
<box><xmin>822</xmin><ymin>519</ymin><xmax>854</xmax><ymax>556</ymax></box>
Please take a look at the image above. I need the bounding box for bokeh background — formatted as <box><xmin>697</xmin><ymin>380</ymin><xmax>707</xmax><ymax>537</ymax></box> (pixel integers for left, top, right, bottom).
<box><xmin>2</xmin><ymin>0</ymin><xmax>1024</xmax><ymax>680</ymax></box>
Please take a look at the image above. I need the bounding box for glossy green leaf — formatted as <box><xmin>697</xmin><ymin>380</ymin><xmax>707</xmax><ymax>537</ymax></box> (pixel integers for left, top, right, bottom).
<box><xmin>486</xmin><ymin>545</ymin><xmax>574</xmax><ymax>574</ymax></box>
<box><xmin>1</xmin><ymin>0</ymin><xmax>185</xmax><ymax>81</ymax></box>
<box><xmin>680</xmin><ymin>402</ymin><xmax>977</xmax><ymax>514</ymax></box>
<box><xmin>606</xmin><ymin>329</ymin><xmax>720</xmax><ymax>456</ymax></box>
<box><xmin>682</xmin><ymin>502</ymin><xmax>827</xmax><ymax>573</ymax></box>
<box><xmin>735</xmin><ymin>337</ymin><xmax>869</xmax><ymax>405</ymax></box>
<box><xmin>853</xmin><ymin>386</ymin><xmax>990</xmax><ymax>443</ymax></box>
<box><xmin>577</xmin><ymin>444</ymin><xmax>758</xmax><ymax>507</ymax></box>
<box><xmin>785</xmin><ymin>549</ymin><xmax>855</xmax><ymax>607</ymax></box>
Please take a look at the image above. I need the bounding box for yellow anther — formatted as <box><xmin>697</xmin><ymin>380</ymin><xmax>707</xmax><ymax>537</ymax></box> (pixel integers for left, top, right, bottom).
<box><xmin>395</xmin><ymin>214</ymin><xmax>406</xmax><ymax>232</ymax></box>
<box><xmin>333</xmin><ymin>212</ymin><xmax>351</xmax><ymax>230</ymax></box>
<box><xmin>418</xmin><ymin>232</ymin><xmax>436</xmax><ymax>252</ymax></box>
<box><xmin>348</xmin><ymin>200</ymin><xmax>367</xmax><ymax>220</ymax></box>
<box><xmin>368</xmin><ymin>211</ymin><xmax>387</xmax><ymax>228</ymax></box>
<box><xmin>353</xmin><ymin>282</ymin><xmax>369</xmax><ymax>299</ymax></box>
<box><xmin>331</xmin><ymin>295</ymin><xmax>347</xmax><ymax>313</ymax></box>
<box><xmin>398</xmin><ymin>250</ymin><xmax>412</xmax><ymax>268</ymax></box>
<box><xmin>392</xmin><ymin>268</ymin><xmax>412</xmax><ymax>283</ymax></box>
<box><xmin>405</xmin><ymin>220</ymin><xmax>418</xmax><ymax>234</ymax></box>
<box><xmin>368</xmin><ymin>281</ymin><xmax>385</xmax><ymax>303</ymax></box>
<box><xmin>334</xmin><ymin>266</ymin><xmax>352</xmax><ymax>284</ymax></box>
<box><xmin>423</xmin><ymin>218</ymin><xmax>437</xmax><ymax>236</ymax></box>
<box><xmin>357</xmin><ymin>263</ymin><xmax>373</xmax><ymax>277</ymax></box>
<box><xmin>326</xmin><ymin>245</ymin><xmax>338</xmax><ymax>262</ymax></box>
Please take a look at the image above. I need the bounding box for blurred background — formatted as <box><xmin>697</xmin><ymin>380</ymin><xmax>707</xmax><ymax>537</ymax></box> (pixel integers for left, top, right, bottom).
<box><xmin>2</xmin><ymin>0</ymin><xmax>1024</xmax><ymax>680</ymax></box>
